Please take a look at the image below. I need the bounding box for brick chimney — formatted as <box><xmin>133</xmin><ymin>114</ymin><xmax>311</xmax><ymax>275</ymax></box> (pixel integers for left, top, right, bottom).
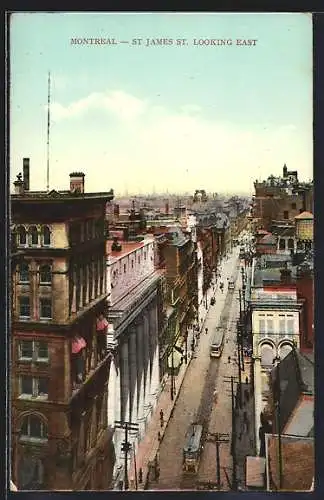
<box><xmin>23</xmin><ymin>158</ymin><xmax>30</xmax><ymax>191</ymax></box>
<box><xmin>69</xmin><ymin>172</ymin><xmax>85</xmax><ymax>194</ymax></box>
<box><xmin>13</xmin><ymin>173</ymin><xmax>25</xmax><ymax>195</ymax></box>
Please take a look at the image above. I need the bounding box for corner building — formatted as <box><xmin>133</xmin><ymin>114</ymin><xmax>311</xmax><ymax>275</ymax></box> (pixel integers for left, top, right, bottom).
<box><xmin>11</xmin><ymin>164</ymin><xmax>115</xmax><ymax>490</ymax></box>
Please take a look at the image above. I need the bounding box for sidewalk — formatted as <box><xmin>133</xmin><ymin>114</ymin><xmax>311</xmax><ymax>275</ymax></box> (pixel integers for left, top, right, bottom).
<box><xmin>128</xmin><ymin>347</ymin><xmax>194</xmax><ymax>490</ymax></box>
<box><xmin>234</xmin><ymin>380</ymin><xmax>255</xmax><ymax>489</ymax></box>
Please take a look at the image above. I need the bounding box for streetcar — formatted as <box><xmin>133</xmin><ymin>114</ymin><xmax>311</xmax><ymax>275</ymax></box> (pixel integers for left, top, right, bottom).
<box><xmin>183</xmin><ymin>423</ymin><xmax>204</xmax><ymax>473</ymax></box>
<box><xmin>210</xmin><ymin>329</ymin><xmax>225</xmax><ymax>358</ymax></box>
<box><xmin>228</xmin><ymin>277</ymin><xmax>235</xmax><ymax>290</ymax></box>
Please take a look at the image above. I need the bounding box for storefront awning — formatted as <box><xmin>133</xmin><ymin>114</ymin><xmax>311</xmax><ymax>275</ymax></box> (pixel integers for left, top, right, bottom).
<box><xmin>167</xmin><ymin>349</ymin><xmax>183</xmax><ymax>369</ymax></box>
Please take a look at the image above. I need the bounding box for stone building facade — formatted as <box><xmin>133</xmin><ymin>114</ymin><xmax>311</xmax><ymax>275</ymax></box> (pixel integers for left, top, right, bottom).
<box><xmin>105</xmin><ymin>236</ymin><xmax>161</xmax><ymax>488</ymax></box>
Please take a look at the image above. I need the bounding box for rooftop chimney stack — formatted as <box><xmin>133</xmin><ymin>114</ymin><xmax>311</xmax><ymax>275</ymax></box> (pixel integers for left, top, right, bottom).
<box><xmin>23</xmin><ymin>158</ymin><xmax>30</xmax><ymax>191</ymax></box>
<box><xmin>13</xmin><ymin>173</ymin><xmax>25</xmax><ymax>195</ymax></box>
<box><xmin>69</xmin><ymin>172</ymin><xmax>85</xmax><ymax>194</ymax></box>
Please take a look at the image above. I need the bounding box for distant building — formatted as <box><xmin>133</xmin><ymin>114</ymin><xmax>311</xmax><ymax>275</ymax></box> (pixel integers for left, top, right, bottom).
<box><xmin>252</xmin><ymin>165</ymin><xmax>313</xmax><ymax>232</ymax></box>
<box><xmin>11</xmin><ymin>162</ymin><xmax>115</xmax><ymax>490</ymax></box>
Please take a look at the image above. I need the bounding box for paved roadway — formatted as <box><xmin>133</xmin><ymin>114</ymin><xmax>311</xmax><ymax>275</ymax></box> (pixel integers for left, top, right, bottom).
<box><xmin>149</xmin><ymin>247</ymin><xmax>242</xmax><ymax>490</ymax></box>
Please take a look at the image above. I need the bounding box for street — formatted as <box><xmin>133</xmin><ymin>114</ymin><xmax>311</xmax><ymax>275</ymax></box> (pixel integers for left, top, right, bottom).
<box><xmin>148</xmin><ymin>247</ymin><xmax>243</xmax><ymax>490</ymax></box>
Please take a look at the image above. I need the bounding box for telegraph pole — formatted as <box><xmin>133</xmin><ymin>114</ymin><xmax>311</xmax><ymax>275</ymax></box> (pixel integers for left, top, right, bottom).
<box><xmin>231</xmin><ymin>377</ymin><xmax>238</xmax><ymax>490</ymax></box>
<box><xmin>115</xmin><ymin>421</ymin><xmax>139</xmax><ymax>490</ymax></box>
<box><xmin>206</xmin><ymin>432</ymin><xmax>230</xmax><ymax>489</ymax></box>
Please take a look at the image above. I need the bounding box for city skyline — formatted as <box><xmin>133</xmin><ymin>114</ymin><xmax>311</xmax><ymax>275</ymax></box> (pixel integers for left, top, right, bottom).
<box><xmin>10</xmin><ymin>12</ymin><xmax>313</xmax><ymax>195</ymax></box>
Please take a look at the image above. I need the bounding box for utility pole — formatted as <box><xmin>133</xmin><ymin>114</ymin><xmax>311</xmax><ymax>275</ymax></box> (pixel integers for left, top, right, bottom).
<box><xmin>236</xmin><ymin>323</ymin><xmax>242</xmax><ymax>408</ymax></box>
<box><xmin>115</xmin><ymin>421</ymin><xmax>139</xmax><ymax>490</ymax></box>
<box><xmin>171</xmin><ymin>346</ymin><xmax>174</xmax><ymax>401</ymax></box>
<box><xmin>274</xmin><ymin>358</ymin><xmax>283</xmax><ymax>489</ymax></box>
<box><xmin>231</xmin><ymin>376</ymin><xmax>238</xmax><ymax>491</ymax></box>
<box><xmin>206</xmin><ymin>432</ymin><xmax>230</xmax><ymax>489</ymax></box>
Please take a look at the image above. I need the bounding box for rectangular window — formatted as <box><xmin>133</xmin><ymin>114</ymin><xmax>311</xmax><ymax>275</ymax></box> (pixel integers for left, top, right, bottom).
<box><xmin>18</xmin><ymin>340</ymin><xmax>49</xmax><ymax>362</ymax></box>
<box><xmin>279</xmin><ymin>319</ymin><xmax>286</xmax><ymax>334</ymax></box>
<box><xmin>19</xmin><ymin>296</ymin><xmax>30</xmax><ymax>318</ymax></box>
<box><xmin>21</xmin><ymin>376</ymin><xmax>33</xmax><ymax>396</ymax></box>
<box><xmin>291</xmin><ymin>203</ymin><xmax>297</xmax><ymax>210</ymax></box>
<box><xmin>284</xmin><ymin>210</ymin><xmax>289</xmax><ymax>220</ymax></box>
<box><xmin>19</xmin><ymin>340</ymin><xmax>33</xmax><ymax>360</ymax></box>
<box><xmin>19</xmin><ymin>376</ymin><xmax>48</xmax><ymax>399</ymax></box>
<box><xmin>124</xmin><ymin>264</ymin><xmax>126</xmax><ymax>273</ymax></box>
<box><xmin>287</xmin><ymin>319</ymin><xmax>294</xmax><ymax>334</ymax></box>
<box><xmin>266</xmin><ymin>319</ymin><xmax>274</xmax><ymax>333</ymax></box>
<box><xmin>40</xmin><ymin>297</ymin><xmax>52</xmax><ymax>319</ymax></box>
<box><xmin>259</xmin><ymin>319</ymin><xmax>266</xmax><ymax>334</ymax></box>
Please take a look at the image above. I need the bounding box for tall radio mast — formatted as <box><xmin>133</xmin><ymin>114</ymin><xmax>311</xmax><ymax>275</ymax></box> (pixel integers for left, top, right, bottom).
<box><xmin>46</xmin><ymin>72</ymin><xmax>51</xmax><ymax>192</ymax></box>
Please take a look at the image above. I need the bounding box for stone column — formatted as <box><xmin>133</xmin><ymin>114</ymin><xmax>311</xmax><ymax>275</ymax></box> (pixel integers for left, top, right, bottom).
<box><xmin>111</xmin><ymin>349</ymin><xmax>123</xmax><ymax>477</ymax></box>
<box><xmin>128</xmin><ymin>326</ymin><xmax>138</xmax><ymax>424</ymax></box>
<box><xmin>143</xmin><ymin>309</ymin><xmax>151</xmax><ymax>420</ymax></box>
<box><xmin>136</xmin><ymin>320</ymin><xmax>145</xmax><ymax>437</ymax></box>
<box><xmin>253</xmin><ymin>356</ymin><xmax>262</xmax><ymax>454</ymax></box>
<box><xmin>149</xmin><ymin>304</ymin><xmax>160</xmax><ymax>406</ymax></box>
<box><xmin>121</xmin><ymin>339</ymin><xmax>130</xmax><ymax>423</ymax></box>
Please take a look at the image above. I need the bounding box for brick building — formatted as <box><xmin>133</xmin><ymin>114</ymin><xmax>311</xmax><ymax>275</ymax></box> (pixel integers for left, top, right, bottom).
<box><xmin>252</xmin><ymin>165</ymin><xmax>313</xmax><ymax>232</ymax></box>
<box><xmin>11</xmin><ymin>162</ymin><xmax>115</xmax><ymax>490</ymax></box>
<box><xmin>153</xmin><ymin>226</ymin><xmax>198</xmax><ymax>383</ymax></box>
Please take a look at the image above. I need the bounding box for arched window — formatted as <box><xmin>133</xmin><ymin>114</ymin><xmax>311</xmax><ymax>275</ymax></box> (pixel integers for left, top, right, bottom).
<box><xmin>279</xmin><ymin>343</ymin><xmax>293</xmax><ymax>360</ymax></box>
<box><xmin>260</xmin><ymin>343</ymin><xmax>275</xmax><ymax>368</ymax></box>
<box><xmin>20</xmin><ymin>414</ymin><xmax>48</xmax><ymax>441</ymax></box>
<box><xmin>39</xmin><ymin>264</ymin><xmax>51</xmax><ymax>284</ymax></box>
<box><xmin>18</xmin><ymin>226</ymin><xmax>27</xmax><ymax>246</ymax></box>
<box><xmin>19</xmin><ymin>262</ymin><xmax>30</xmax><ymax>283</ymax></box>
<box><xmin>287</xmin><ymin>238</ymin><xmax>294</xmax><ymax>250</ymax></box>
<box><xmin>29</xmin><ymin>226</ymin><xmax>39</xmax><ymax>246</ymax></box>
<box><xmin>42</xmin><ymin>226</ymin><xmax>51</xmax><ymax>246</ymax></box>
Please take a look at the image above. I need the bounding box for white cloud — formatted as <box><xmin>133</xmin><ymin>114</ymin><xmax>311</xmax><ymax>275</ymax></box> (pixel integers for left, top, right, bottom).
<box><xmin>33</xmin><ymin>88</ymin><xmax>312</xmax><ymax>194</ymax></box>
<box><xmin>51</xmin><ymin>89</ymin><xmax>147</xmax><ymax>122</ymax></box>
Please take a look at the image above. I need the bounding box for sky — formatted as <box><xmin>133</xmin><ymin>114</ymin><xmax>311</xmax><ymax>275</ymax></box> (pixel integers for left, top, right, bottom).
<box><xmin>10</xmin><ymin>12</ymin><xmax>313</xmax><ymax>196</ymax></box>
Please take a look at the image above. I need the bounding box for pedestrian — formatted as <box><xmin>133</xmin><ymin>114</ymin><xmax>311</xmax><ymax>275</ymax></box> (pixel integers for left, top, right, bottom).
<box><xmin>160</xmin><ymin>409</ymin><xmax>164</xmax><ymax>427</ymax></box>
<box><xmin>245</xmin><ymin>376</ymin><xmax>249</xmax><ymax>385</ymax></box>
<box><xmin>205</xmin><ymin>327</ymin><xmax>208</xmax><ymax>335</ymax></box>
<box><xmin>228</xmin><ymin>355</ymin><xmax>231</xmax><ymax>364</ymax></box>
<box><xmin>138</xmin><ymin>468</ymin><xmax>143</xmax><ymax>484</ymax></box>
<box><xmin>158</xmin><ymin>431</ymin><xmax>161</xmax><ymax>442</ymax></box>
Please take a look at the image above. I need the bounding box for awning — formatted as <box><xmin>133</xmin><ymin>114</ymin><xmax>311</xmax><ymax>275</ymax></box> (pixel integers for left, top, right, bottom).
<box><xmin>71</xmin><ymin>336</ymin><xmax>86</xmax><ymax>354</ymax></box>
<box><xmin>167</xmin><ymin>348</ymin><xmax>183</xmax><ymax>369</ymax></box>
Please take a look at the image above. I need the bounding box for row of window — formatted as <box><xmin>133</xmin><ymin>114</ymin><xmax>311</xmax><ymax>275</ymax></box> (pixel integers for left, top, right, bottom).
<box><xmin>15</xmin><ymin>225</ymin><xmax>51</xmax><ymax>247</ymax></box>
<box><xmin>19</xmin><ymin>296</ymin><xmax>52</xmax><ymax>320</ymax></box>
<box><xmin>17</xmin><ymin>263</ymin><xmax>52</xmax><ymax>284</ymax></box>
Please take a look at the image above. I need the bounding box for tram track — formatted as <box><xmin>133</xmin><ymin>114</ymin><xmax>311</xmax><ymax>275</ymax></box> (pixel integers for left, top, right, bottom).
<box><xmin>180</xmin><ymin>263</ymin><xmax>240</xmax><ymax>489</ymax></box>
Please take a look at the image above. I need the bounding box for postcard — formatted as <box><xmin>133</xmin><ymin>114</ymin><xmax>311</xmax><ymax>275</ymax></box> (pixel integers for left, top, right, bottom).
<box><xmin>8</xmin><ymin>12</ymin><xmax>314</xmax><ymax>492</ymax></box>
